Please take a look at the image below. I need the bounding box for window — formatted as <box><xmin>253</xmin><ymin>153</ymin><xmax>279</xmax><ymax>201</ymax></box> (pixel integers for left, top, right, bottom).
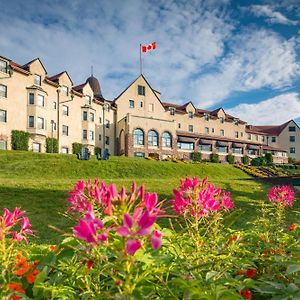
<box><xmin>37</xmin><ymin>95</ymin><xmax>44</xmax><ymax>107</ymax></box>
<box><xmin>0</xmin><ymin>59</ymin><xmax>8</xmax><ymax>73</ymax></box>
<box><xmin>290</xmin><ymin>147</ymin><xmax>296</xmax><ymax>154</ymax></box>
<box><xmin>37</xmin><ymin>117</ymin><xmax>44</xmax><ymax>129</ymax></box>
<box><xmin>51</xmin><ymin>120</ymin><xmax>56</xmax><ymax>131</ymax></box>
<box><xmin>200</xmin><ymin>144</ymin><xmax>212</xmax><ymax>152</ymax></box>
<box><xmin>177</xmin><ymin>142</ymin><xmax>194</xmax><ymax>150</ymax></box>
<box><xmin>204</xmin><ymin>114</ymin><xmax>209</xmax><ymax>121</ymax></box>
<box><xmin>188</xmin><ymin>125</ymin><xmax>193</xmax><ymax>133</ymax></box>
<box><xmin>0</xmin><ymin>110</ymin><xmax>7</xmax><ymax>123</ymax></box>
<box><xmin>62</xmin><ymin>105</ymin><xmax>69</xmax><ymax>116</ymax></box>
<box><xmin>0</xmin><ymin>140</ymin><xmax>7</xmax><ymax>150</ymax></box>
<box><xmin>271</xmin><ymin>136</ymin><xmax>276</xmax><ymax>143</ymax></box>
<box><xmin>34</xmin><ymin>74</ymin><xmax>41</xmax><ymax>86</ymax></box>
<box><xmin>140</xmin><ymin>101</ymin><xmax>143</xmax><ymax>108</ymax></box>
<box><xmin>133</xmin><ymin>128</ymin><xmax>144</xmax><ymax>146</ymax></box>
<box><xmin>212</xmin><ymin>128</ymin><xmax>215</xmax><ymax>133</ymax></box>
<box><xmin>248</xmin><ymin>134</ymin><xmax>251</xmax><ymax>140</ymax></box>
<box><xmin>289</xmin><ymin>126</ymin><xmax>296</xmax><ymax>132</ymax></box>
<box><xmin>205</xmin><ymin>127</ymin><xmax>209</xmax><ymax>134</ymax></box>
<box><xmin>105</xmin><ymin>120</ymin><xmax>110</xmax><ymax>128</ymax></box>
<box><xmin>105</xmin><ymin>136</ymin><xmax>109</xmax><ymax>145</ymax></box>
<box><xmin>234</xmin><ymin>119</ymin><xmax>239</xmax><ymax>125</ymax></box>
<box><xmin>148</xmin><ymin>103</ymin><xmax>154</xmax><ymax>112</ymax></box>
<box><xmin>0</xmin><ymin>84</ymin><xmax>7</xmax><ymax>98</ymax></box>
<box><xmin>89</xmin><ymin>130</ymin><xmax>94</xmax><ymax>141</ymax></box>
<box><xmin>232</xmin><ymin>148</ymin><xmax>243</xmax><ymax>154</ymax></box>
<box><xmin>82</xmin><ymin>111</ymin><xmax>87</xmax><ymax>121</ymax></box>
<box><xmin>138</xmin><ymin>85</ymin><xmax>145</xmax><ymax>96</ymax></box>
<box><xmin>129</xmin><ymin>100</ymin><xmax>135</xmax><ymax>108</ymax></box>
<box><xmin>61</xmin><ymin>147</ymin><xmax>69</xmax><ymax>154</ymax></box>
<box><xmin>53</xmin><ymin>101</ymin><xmax>57</xmax><ymax>110</ymax></box>
<box><xmin>134</xmin><ymin>152</ymin><xmax>145</xmax><ymax>158</ymax></box>
<box><xmin>32</xmin><ymin>143</ymin><xmax>41</xmax><ymax>153</ymax></box>
<box><xmin>234</xmin><ymin>131</ymin><xmax>239</xmax><ymax>138</ymax></box>
<box><xmin>89</xmin><ymin>112</ymin><xmax>94</xmax><ymax>122</ymax></box>
<box><xmin>241</xmin><ymin>132</ymin><xmax>244</xmax><ymax>138</ymax></box>
<box><xmin>220</xmin><ymin>129</ymin><xmax>224</xmax><ymax>136</ymax></box>
<box><xmin>28</xmin><ymin>116</ymin><xmax>34</xmax><ymax>128</ymax></box>
<box><xmin>85</xmin><ymin>95</ymin><xmax>91</xmax><ymax>105</ymax></box>
<box><xmin>62</xmin><ymin>85</ymin><xmax>69</xmax><ymax>96</ymax></box>
<box><xmin>162</xmin><ymin>132</ymin><xmax>172</xmax><ymax>148</ymax></box>
<box><xmin>169</xmin><ymin>107</ymin><xmax>175</xmax><ymax>116</ymax></box>
<box><xmin>256</xmin><ymin>135</ymin><xmax>258</xmax><ymax>141</ymax></box>
<box><xmin>28</xmin><ymin>93</ymin><xmax>34</xmax><ymax>104</ymax></box>
<box><xmin>290</xmin><ymin>136</ymin><xmax>295</xmax><ymax>142</ymax></box>
<box><xmin>99</xmin><ymin>117</ymin><xmax>102</xmax><ymax>124</ymax></box>
<box><xmin>216</xmin><ymin>146</ymin><xmax>228</xmax><ymax>153</ymax></box>
<box><xmin>62</xmin><ymin>125</ymin><xmax>68</xmax><ymax>136</ymax></box>
<box><xmin>220</xmin><ymin>117</ymin><xmax>224</xmax><ymax>124</ymax></box>
<box><xmin>262</xmin><ymin>136</ymin><xmax>265</xmax><ymax>142</ymax></box>
<box><xmin>178</xmin><ymin>123</ymin><xmax>181</xmax><ymax>129</ymax></box>
<box><xmin>82</xmin><ymin>130</ymin><xmax>87</xmax><ymax>140</ymax></box>
<box><xmin>148</xmin><ymin>130</ymin><xmax>158</xmax><ymax>146</ymax></box>
<box><xmin>99</xmin><ymin>134</ymin><xmax>101</xmax><ymax>141</ymax></box>
<box><xmin>188</xmin><ymin>111</ymin><xmax>193</xmax><ymax>119</ymax></box>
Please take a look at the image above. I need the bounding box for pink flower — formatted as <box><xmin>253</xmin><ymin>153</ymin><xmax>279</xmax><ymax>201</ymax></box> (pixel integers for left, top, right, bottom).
<box><xmin>151</xmin><ymin>230</ymin><xmax>163</xmax><ymax>250</ymax></box>
<box><xmin>268</xmin><ymin>185</ymin><xmax>295</xmax><ymax>207</ymax></box>
<box><xmin>126</xmin><ymin>239</ymin><xmax>141</xmax><ymax>255</ymax></box>
<box><xmin>3</xmin><ymin>208</ymin><xmax>25</xmax><ymax>228</ymax></box>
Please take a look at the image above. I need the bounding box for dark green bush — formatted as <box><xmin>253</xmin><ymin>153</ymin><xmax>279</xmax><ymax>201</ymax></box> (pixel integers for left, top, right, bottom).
<box><xmin>72</xmin><ymin>143</ymin><xmax>83</xmax><ymax>155</ymax></box>
<box><xmin>46</xmin><ymin>138</ymin><xmax>58</xmax><ymax>153</ymax></box>
<box><xmin>95</xmin><ymin>147</ymin><xmax>101</xmax><ymax>155</ymax></box>
<box><xmin>288</xmin><ymin>157</ymin><xmax>296</xmax><ymax>164</ymax></box>
<box><xmin>210</xmin><ymin>153</ymin><xmax>219</xmax><ymax>163</ymax></box>
<box><xmin>190</xmin><ymin>152</ymin><xmax>202</xmax><ymax>162</ymax></box>
<box><xmin>265</xmin><ymin>152</ymin><xmax>273</xmax><ymax>164</ymax></box>
<box><xmin>251</xmin><ymin>157</ymin><xmax>267</xmax><ymax>166</ymax></box>
<box><xmin>11</xmin><ymin>130</ymin><xmax>30</xmax><ymax>151</ymax></box>
<box><xmin>242</xmin><ymin>155</ymin><xmax>250</xmax><ymax>165</ymax></box>
<box><xmin>227</xmin><ymin>154</ymin><xmax>235</xmax><ymax>164</ymax></box>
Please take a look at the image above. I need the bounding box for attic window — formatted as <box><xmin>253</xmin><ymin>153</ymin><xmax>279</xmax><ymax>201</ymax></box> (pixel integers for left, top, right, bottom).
<box><xmin>220</xmin><ymin>117</ymin><xmax>224</xmax><ymax>124</ymax></box>
<box><xmin>34</xmin><ymin>74</ymin><xmax>41</xmax><ymax>86</ymax></box>
<box><xmin>62</xmin><ymin>85</ymin><xmax>69</xmax><ymax>96</ymax></box>
<box><xmin>204</xmin><ymin>113</ymin><xmax>209</xmax><ymax>121</ymax></box>
<box><xmin>169</xmin><ymin>107</ymin><xmax>175</xmax><ymax>116</ymax></box>
<box><xmin>188</xmin><ymin>111</ymin><xmax>193</xmax><ymax>119</ymax></box>
<box><xmin>234</xmin><ymin>118</ymin><xmax>239</xmax><ymax>125</ymax></box>
<box><xmin>85</xmin><ymin>95</ymin><xmax>91</xmax><ymax>105</ymax></box>
<box><xmin>0</xmin><ymin>59</ymin><xmax>8</xmax><ymax>73</ymax></box>
<box><xmin>138</xmin><ymin>85</ymin><xmax>145</xmax><ymax>96</ymax></box>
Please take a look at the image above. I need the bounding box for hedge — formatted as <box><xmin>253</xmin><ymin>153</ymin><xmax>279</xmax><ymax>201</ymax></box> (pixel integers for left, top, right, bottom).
<box><xmin>227</xmin><ymin>154</ymin><xmax>235</xmax><ymax>164</ymax></box>
<box><xmin>242</xmin><ymin>156</ymin><xmax>250</xmax><ymax>165</ymax></box>
<box><xmin>190</xmin><ymin>152</ymin><xmax>202</xmax><ymax>162</ymax></box>
<box><xmin>210</xmin><ymin>153</ymin><xmax>219</xmax><ymax>163</ymax></box>
<box><xmin>11</xmin><ymin>130</ymin><xmax>30</xmax><ymax>151</ymax></box>
<box><xmin>72</xmin><ymin>143</ymin><xmax>83</xmax><ymax>155</ymax></box>
<box><xmin>46</xmin><ymin>138</ymin><xmax>58</xmax><ymax>153</ymax></box>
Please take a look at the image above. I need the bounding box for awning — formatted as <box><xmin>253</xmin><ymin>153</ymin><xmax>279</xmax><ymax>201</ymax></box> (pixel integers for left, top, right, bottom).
<box><xmin>177</xmin><ymin>136</ymin><xmax>196</xmax><ymax>143</ymax></box>
<box><xmin>200</xmin><ymin>139</ymin><xmax>213</xmax><ymax>145</ymax></box>
<box><xmin>247</xmin><ymin>145</ymin><xmax>260</xmax><ymax>150</ymax></box>
<box><xmin>232</xmin><ymin>143</ymin><xmax>244</xmax><ymax>148</ymax></box>
<box><xmin>216</xmin><ymin>141</ymin><xmax>228</xmax><ymax>147</ymax></box>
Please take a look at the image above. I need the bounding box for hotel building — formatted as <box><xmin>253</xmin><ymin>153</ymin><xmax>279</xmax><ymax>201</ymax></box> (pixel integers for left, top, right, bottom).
<box><xmin>0</xmin><ymin>54</ymin><xmax>299</xmax><ymax>163</ymax></box>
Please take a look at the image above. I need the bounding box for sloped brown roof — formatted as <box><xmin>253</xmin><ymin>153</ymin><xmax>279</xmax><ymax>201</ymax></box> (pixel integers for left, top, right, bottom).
<box><xmin>72</xmin><ymin>83</ymin><xmax>87</xmax><ymax>93</ymax></box>
<box><xmin>247</xmin><ymin>120</ymin><xmax>292</xmax><ymax>136</ymax></box>
<box><xmin>262</xmin><ymin>145</ymin><xmax>287</xmax><ymax>152</ymax></box>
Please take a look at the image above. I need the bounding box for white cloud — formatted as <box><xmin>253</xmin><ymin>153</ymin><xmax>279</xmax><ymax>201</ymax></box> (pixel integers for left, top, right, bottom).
<box><xmin>227</xmin><ymin>93</ymin><xmax>300</xmax><ymax>125</ymax></box>
<box><xmin>250</xmin><ymin>4</ymin><xmax>298</xmax><ymax>25</ymax></box>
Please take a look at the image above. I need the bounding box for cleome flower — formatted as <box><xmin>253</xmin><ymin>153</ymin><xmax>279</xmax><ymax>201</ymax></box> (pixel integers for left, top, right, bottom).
<box><xmin>267</xmin><ymin>185</ymin><xmax>295</xmax><ymax>207</ymax></box>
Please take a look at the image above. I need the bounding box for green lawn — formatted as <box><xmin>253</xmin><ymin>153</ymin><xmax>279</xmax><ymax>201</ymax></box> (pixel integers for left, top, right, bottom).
<box><xmin>0</xmin><ymin>151</ymin><xmax>299</xmax><ymax>244</ymax></box>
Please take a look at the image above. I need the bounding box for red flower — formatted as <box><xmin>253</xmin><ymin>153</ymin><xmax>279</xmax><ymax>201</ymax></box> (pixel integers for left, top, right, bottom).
<box><xmin>26</xmin><ymin>269</ymin><xmax>39</xmax><ymax>284</ymax></box>
<box><xmin>245</xmin><ymin>268</ymin><xmax>257</xmax><ymax>279</ymax></box>
<box><xmin>9</xmin><ymin>282</ymin><xmax>25</xmax><ymax>299</ymax></box>
<box><xmin>240</xmin><ymin>289</ymin><xmax>252</xmax><ymax>300</ymax></box>
<box><xmin>289</xmin><ymin>223</ymin><xmax>297</xmax><ymax>231</ymax></box>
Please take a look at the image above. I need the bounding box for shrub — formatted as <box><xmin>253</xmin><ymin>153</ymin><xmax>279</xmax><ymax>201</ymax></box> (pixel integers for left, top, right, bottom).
<box><xmin>46</xmin><ymin>138</ymin><xmax>58</xmax><ymax>153</ymax></box>
<box><xmin>11</xmin><ymin>130</ymin><xmax>30</xmax><ymax>151</ymax></box>
<box><xmin>95</xmin><ymin>147</ymin><xmax>101</xmax><ymax>155</ymax></box>
<box><xmin>251</xmin><ymin>157</ymin><xmax>267</xmax><ymax>166</ymax></box>
<box><xmin>72</xmin><ymin>143</ymin><xmax>83</xmax><ymax>155</ymax></box>
<box><xmin>242</xmin><ymin>155</ymin><xmax>250</xmax><ymax>165</ymax></box>
<box><xmin>227</xmin><ymin>154</ymin><xmax>235</xmax><ymax>164</ymax></box>
<box><xmin>210</xmin><ymin>153</ymin><xmax>219</xmax><ymax>163</ymax></box>
<box><xmin>190</xmin><ymin>151</ymin><xmax>202</xmax><ymax>162</ymax></box>
<box><xmin>265</xmin><ymin>152</ymin><xmax>273</xmax><ymax>164</ymax></box>
<box><xmin>288</xmin><ymin>157</ymin><xmax>296</xmax><ymax>164</ymax></box>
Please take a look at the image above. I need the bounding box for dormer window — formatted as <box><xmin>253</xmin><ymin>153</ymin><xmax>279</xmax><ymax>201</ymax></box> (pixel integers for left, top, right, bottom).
<box><xmin>220</xmin><ymin>117</ymin><xmax>224</xmax><ymax>124</ymax></box>
<box><xmin>34</xmin><ymin>74</ymin><xmax>41</xmax><ymax>86</ymax></box>
<box><xmin>85</xmin><ymin>95</ymin><xmax>91</xmax><ymax>105</ymax></box>
<box><xmin>234</xmin><ymin>118</ymin><xmax>239</xmax><ymax>125</ymax></box>
<box><xmin>188</xmin><ymin>111</ymin><xmax>193</xmax><ymax>119</ymax></box>
<box><xmin>204</xmin><ymin>113</ymin><xmax>209</xmax><ymax>121</ymax></box>
<box><xmin>169</xmin><ymin>107</ymin><xmax>175</xmax><ymax>116</ymax></box>
<box><xmin>0</xmin><ymin>59</ymin><xmax>8</xmax><ymax>73</ymax></box>
<box><xmin>138</xmin><ymin>85</ymin><xmax>145</xmax><ymax>96</ymax></box>
<box><xmin>62</xmin><ymin>85</ymin><xmax>69</xmax><ymax>96</ymax></box>
<box><xmin>129</xmin><ymin>100</ymin><xmax>135</xmax><ymax>108</ymax></box>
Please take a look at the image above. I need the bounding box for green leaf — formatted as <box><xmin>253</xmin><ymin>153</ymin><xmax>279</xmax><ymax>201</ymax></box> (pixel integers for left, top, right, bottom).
<box><xmin>206</xmin><ymin>271</ymin><xmax>218</xmax><ymax>281</ymax></box>
<box><xmin>286</xmin><ymin>264</ymin><xmax>300</xmax><ymax>275</ymax></box>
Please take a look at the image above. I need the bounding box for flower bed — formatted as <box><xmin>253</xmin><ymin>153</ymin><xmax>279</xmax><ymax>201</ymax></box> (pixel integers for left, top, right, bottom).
<box><xmin>0</xmin><ymin>179</ymin><xmax>299</xmax><ymax>299</ymax></box>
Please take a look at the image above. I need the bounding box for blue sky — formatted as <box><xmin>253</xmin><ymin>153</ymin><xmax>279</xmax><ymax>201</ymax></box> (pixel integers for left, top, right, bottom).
<box><xmin>1</xmin><ymin>0</ymin><xmax>300</xmax><ymax>125</ymax></box>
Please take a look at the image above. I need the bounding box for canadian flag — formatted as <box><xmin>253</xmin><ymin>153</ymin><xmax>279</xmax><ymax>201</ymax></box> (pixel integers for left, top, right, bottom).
<box><xmin>141</xmin><ymin>42</ymin><xmax>157</xmax><ymax>53</ymax></box>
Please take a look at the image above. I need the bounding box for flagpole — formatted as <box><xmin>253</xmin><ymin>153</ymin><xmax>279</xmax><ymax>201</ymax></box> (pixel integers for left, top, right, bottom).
<box><xmin>139</xmin><ymin>44</ymin><xmax>142</xmax><ymax>74</ymax></box>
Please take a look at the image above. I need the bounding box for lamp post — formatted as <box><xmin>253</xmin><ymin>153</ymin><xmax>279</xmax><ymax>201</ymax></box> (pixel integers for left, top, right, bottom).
<box><xmin>102</xmin><ymin>102</ymin><xmax>109</xmax><ymax>159</ymax></box>
<box><xmin>56</xmin><ymin>88</ymin><xmax>74</xmax><ymax>153</ymax></box>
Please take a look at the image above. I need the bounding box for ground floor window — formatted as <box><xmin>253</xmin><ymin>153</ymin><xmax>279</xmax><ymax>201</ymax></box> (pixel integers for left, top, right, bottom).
<box><xmin>200</xmin><ymin>144</ymin><xmax>212</xmax><ymax>151</ymax></box>
<box><xmin>134</xmin><ymin>152</ymin><xmax>145</xmax><ymax>158</ymax></box>
<box><xmin>177</xmin><ymin>142</ymin><xmax>194</xmax><ymax>150</ymax></box>
<box><xmin>32</xmin><ymin>142</ymin><xmax>41</xmax><ymax>152</ymax></box>
<box><xmin>216</xmin><ymin>146</ymin><xmax>228</xmax><ymax>153</ymax></box>
<box><xmin>0</xmin><ymin>140</ymin><xmax>7</xmax><ymax>150</ymax></box>
<box><xmin>61</xmin><ymin>147</ymin><xmax>69</xmax><ymax>154</ymax></box>
<box><xmin>248</xmin><ymin>149</ymin><xmax>258</xmax><ymax>155</ymax></box>
<box><xmin>232</xmin><ymin>147</ymin><xmax>243</xmax><ymax>154</ymax></box>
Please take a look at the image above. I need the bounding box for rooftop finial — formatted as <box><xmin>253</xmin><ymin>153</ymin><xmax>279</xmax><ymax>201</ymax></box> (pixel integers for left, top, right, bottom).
<box><xmin>91</xmin><ymin>65</ymin><xmax>93</xmax><ymax>77</ymax></box>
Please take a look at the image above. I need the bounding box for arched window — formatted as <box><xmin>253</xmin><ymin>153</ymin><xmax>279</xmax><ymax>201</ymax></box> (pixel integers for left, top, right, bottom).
<box><xmin>133</xmin><ymin>128</ymin><xmax>144</xmax><ymax>146</ymax></box>
<box><xmin>162</xmin><ymin>132</ymin><xmax>172</xmax><ymax>148</ymax></box>
<box><xmin>148</xmin><ymin>130</ymin><xmax>158</xmax><ymax>147</ymax></box>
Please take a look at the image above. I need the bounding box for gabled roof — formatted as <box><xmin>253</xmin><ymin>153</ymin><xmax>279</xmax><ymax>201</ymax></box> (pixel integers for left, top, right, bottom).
<box><xmin>22</xmin><ymin>58</ymin><xmax>47</xmax><ymax>74</ymax></box>
<box><xmin>114</xmin><ymin>74</ymin><xmax>163</xmax><ymax>105</ymax></box>
<box><xmin>72</xmin><ymin>82</ymin><xmax>87</xmax><ymax>93</ymax></box>
<box><xmin>248</xmin><ymin>120</ymin><xmax>296</xmax><ymax>136</ymax></box>
<box><xmin>47</xmin><ymin>71</ymin><xmax>73</xmax><ymax>85</ymax></box>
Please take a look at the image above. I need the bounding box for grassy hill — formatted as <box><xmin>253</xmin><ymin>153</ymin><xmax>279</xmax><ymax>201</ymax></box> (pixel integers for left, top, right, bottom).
<box><xmin>0</xmin><ymin>151</ymin><xmax>299</xmax><ymax>244</ymax></box>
